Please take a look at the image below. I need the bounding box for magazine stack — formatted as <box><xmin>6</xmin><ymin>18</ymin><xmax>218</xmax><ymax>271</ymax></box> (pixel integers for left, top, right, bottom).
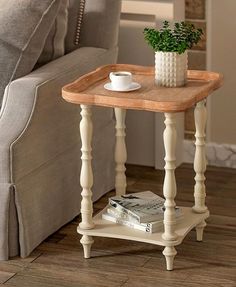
<box><xmin>102</xmin><ymin>191</ymin><xmax>182</xmax><ymax>233</ymax></box>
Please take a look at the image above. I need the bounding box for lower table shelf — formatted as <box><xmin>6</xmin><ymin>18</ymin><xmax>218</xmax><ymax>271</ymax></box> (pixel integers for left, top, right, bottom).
<box><xmin>77</xmin><ymin>207</ymin><xmax>209</xmax><ymax>247</ymax></box>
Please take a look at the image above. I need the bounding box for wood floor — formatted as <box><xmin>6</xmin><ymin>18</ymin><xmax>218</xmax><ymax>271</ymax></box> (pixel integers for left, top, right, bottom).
<box><xmin>0</xmin><ymin>164</ymin><xmax>236</xmax><ymax>287</ymax></box>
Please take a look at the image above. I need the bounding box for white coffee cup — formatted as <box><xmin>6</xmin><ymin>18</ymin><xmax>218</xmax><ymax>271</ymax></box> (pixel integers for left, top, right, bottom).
<box><xmin>109</xmin><ymin>71</ymin><xmax>132</xmax><ymax>90</ymax></box>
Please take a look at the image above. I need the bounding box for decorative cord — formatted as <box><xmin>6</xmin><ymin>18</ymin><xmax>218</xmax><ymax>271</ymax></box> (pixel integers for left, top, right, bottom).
<box><xmin>75</xmin><ymin>0</ymin><xmax>86</xmax><ymax>45</ymax></box>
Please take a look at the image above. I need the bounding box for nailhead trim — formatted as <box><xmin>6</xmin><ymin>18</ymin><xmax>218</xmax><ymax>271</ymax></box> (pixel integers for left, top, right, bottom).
<box><xmin>75</xmin><ymin>0</ymin><xmax>86</xmax><ymax>45</ymax></box>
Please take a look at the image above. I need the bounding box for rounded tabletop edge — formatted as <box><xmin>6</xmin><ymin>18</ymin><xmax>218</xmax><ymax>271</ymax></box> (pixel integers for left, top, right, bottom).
<box><xmin>62</xmin><ymin>66</ymin><xmax>223</xmax><ymax>113</ymax></box>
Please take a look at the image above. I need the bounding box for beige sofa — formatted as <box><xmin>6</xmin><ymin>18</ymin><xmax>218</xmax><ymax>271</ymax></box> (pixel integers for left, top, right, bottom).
<box><xmin>0</xmin><ymin>0</ymin><xmax>121</xmax><ymax>260</ymax></box>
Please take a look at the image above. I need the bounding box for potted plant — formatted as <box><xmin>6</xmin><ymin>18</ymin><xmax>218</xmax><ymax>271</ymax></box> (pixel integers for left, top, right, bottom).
<box><xmin>143</xmin><ymin>21</ymin><xmax>203</xmax><ymax>87</ymax></box>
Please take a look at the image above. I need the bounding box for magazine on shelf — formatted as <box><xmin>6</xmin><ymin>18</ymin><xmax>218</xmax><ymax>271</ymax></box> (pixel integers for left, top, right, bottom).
<box><xmin>102</xmin><ymin>210</ymin><xmax>163</xmax><ymax>233</ymax></box>
<box><xmin>109</xmin><ymin>191</ymin><xmax>180</xmax><ymax>223</ymax></box>
<box><xmin>102</xmin><ymin>207</ymin><xmax>183</xmax><ymax>233</ymax></box>
<box><xmin>107</xmin><ymin>206</ymin><xmax>182</xmax><ymax>224</ymax></box>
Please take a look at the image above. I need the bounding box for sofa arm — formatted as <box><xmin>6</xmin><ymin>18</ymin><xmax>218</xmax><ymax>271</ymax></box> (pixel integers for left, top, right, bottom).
<box><xmin>0</xmin><ymin>46</ymin><xmax>117</xmax><ymax>183</ymax></box>
<box><xmin>80</xmin><ymin>0</ymin><xmax>121</xmax><ymax>49</ymax></box>
<box><xmin>0</xmin><ymin>46</ymin><xmax>117</xmax><ymax>260</ymax></box>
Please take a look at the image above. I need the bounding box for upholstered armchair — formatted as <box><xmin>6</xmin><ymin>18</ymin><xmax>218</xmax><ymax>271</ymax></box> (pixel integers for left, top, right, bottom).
<box><xmin>0</xmin><ymin>0</ymin><xmax>121</xmax><ymax>260</ymax></box>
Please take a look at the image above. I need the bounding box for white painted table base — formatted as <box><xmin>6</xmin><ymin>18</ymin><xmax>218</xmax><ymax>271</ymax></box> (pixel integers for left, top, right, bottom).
<box><xmin>78</xmin><ymin>100</ymin><xmax>208</xmax><ymax>270</ymax></box>
<box><xmin>79</xmin><ymin>105</ymin><xmax>94</xmax><ymax>258</ymax></box>
<box><xmin>114</xmin><ymin>108</ymin><xmax>127</xmax><ymax>196</ymax></box>
<box><xmin>162</xmin><ymin>113</ymin><xmax>178</xmax><ymax>270</ymax></box>
<box><xmin>193</xmin><ymin>100</ymin><xmax>208</xmax><ymax>241</ymax></box>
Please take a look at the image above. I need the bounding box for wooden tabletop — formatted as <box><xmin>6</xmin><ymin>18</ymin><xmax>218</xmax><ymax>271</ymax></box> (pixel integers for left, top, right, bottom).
<box><xmin>62</xmin><ymin>64</ymin><xmax>223</xmax><ymax>113</ymax></box>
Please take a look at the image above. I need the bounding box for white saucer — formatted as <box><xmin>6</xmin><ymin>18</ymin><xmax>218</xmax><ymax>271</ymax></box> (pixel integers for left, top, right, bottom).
<box><xmin>104</xmin><ymin>82</ymin><xmax>141</xmax><ymax>92</ymax></box>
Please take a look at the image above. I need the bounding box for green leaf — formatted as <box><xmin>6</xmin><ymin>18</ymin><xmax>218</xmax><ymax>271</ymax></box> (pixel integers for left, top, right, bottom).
<box><xmin>143</xmin><ymin>20</ymin><xmax>203</xmax><ymax>53</ymax></box>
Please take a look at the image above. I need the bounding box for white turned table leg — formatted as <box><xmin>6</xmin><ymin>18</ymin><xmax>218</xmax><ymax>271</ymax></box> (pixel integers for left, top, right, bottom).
<box><xmin>162</xmin><ymin>113</ymin><xmax>178</xmax><ymax>241</ymax></box>
<box><xmin>193</xmin><ymin>100</ymin><xmax>208</xmax><ymax>214</ymax></box>
<box><xmin>163</xmin><ymin>246</ymin><xmax>177</xmax><ymax>271</ymax></box>
<box><xmin>114</xmin><ymin>108</ymin><xmax>127</xmax><ymax>196</ymax></box>
<box><xmin>162</xmin><ymin>113</ymin><xmax>178</xmax><ymax>270</ymax></box>
<box><xmin>79</xmin><ymin>105</ymin><xmax>94</xmax><ymax>258</ymax></box>
<box><xmin>80</xmin><ymin>235</ymin><xmax>94</xmax><ymax>258</ymax></box>
<box><xmin>196</xmin><ymin>220</ymin><xmax>206</xmax><ymax>242</ymax></box>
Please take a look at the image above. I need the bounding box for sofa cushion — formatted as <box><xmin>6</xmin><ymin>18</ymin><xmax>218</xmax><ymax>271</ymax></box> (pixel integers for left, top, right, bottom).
<box><xmin>65</xmin><ymin>0</ymin><xmax>86</xmax><ymax>53</ymax></box>
<box><xmin>37</xmin><ymin>0</ymin><xmax>69</xmax><ymax>66</ymax></box>
<box><xmin>0</xmin><ymin>0</ymin><xmax>61</xmax><ymax>104</ymax></box>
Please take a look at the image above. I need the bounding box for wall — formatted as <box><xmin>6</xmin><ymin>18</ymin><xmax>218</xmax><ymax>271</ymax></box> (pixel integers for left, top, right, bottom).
<box><xmin>207</xmin><ymin>0</ymin><xmax>236</xmax><ymax>145</ymax></box>
<box><xmin>118</xmin><ymin>0</ymin><xmax>236</xmax><ymax>168</ymax></box>
<box><xmin>184</xmin><ymin>0</ymin><xmax>207</xmax><ymax>140</ymax></box>
<box><xmin>184</xmin><ymin>0</ymin><xmax>236</xmax><ymax>168</ymax></box>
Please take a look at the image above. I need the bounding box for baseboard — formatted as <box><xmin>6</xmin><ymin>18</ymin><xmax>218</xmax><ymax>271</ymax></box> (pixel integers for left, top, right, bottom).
<box><xmin>183</xmin><ymin>140</ymin><xmax>236</xmax><ymax>168</ymax></box>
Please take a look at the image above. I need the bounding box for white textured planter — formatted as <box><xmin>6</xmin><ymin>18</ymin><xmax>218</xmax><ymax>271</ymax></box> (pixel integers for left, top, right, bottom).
<box><xmin>155</xmin><ymin>51</ymin><xmax>188</xmax><ymax>87</ymax></box>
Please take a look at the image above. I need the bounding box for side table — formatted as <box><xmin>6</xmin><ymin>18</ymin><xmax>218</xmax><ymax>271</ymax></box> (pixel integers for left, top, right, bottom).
<box><xmin>62</xmin><ymin>64</ymin><xmax>222</xmax><ymax>270</ymax></box>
